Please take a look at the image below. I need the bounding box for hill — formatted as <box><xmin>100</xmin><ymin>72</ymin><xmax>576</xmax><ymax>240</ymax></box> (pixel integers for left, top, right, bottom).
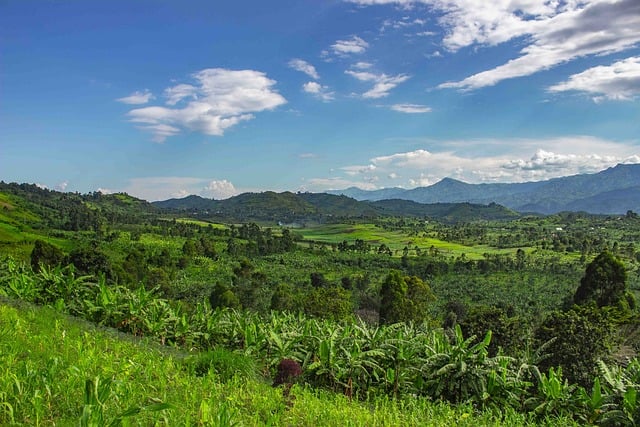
<box><xmin>329</xmin><ymin>163</ymin><xmax>640</xmax><ymax>214</ymax></box>
<box><xmin>153</xmin><ymin>191</ymin><xmax>518</xmax><ymax>223</ymax></box>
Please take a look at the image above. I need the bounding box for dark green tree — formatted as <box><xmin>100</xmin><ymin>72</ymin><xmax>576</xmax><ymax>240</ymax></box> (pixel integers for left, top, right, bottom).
<box><xmin>270</xmin><ymin>283</ymin><xmax>300</xmax><ymax>312</ymax></box>
<box><xmin>574</xmin><ymin>251</ymin><xmax>627</xmax><ymax>308</ymax></box>
<box><xmin>459</xmin><ymin>305</ymin><xmax>522</xmax><ymax>357</ymax></box>
<box><xmin>30</xmin><ymin>239</ymin><xmax>65</xmax><ymax>272</ymax></box>
<box><xmin>303</xmin><ymin>286</ymin><xmax>353</xmax><ymax>320</ymax></box>
<box><xmin>379</xmin><ymin>271</ymin><xmax>435</xmax><ymax>325</ymax></box>
<box><xmin>209</xmin><ymin>283</ymin><xmax>240</xmax><ymax>309</ymax></box>
<box><xmin>535</xmin><ymin>305</ymin><xmax>615</xmax><ymax>387</ymax></box>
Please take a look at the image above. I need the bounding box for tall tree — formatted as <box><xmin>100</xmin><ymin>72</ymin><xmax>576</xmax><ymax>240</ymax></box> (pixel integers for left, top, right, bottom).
<box><xmin>379</xmin><ymin>271</ymin><xmax>435</xmax><ymax>325</ymax></box>
<box><xmin>574</xmin><ymin>251</ymin><xmax>627</xmax><ymax>308</ymax></box>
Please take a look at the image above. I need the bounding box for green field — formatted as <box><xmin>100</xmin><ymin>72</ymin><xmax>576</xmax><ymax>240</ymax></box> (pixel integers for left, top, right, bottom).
<box><xmin>299</xmin><ymin>223</ymin><xmax>520</xmax><ymax>259</ymax></box>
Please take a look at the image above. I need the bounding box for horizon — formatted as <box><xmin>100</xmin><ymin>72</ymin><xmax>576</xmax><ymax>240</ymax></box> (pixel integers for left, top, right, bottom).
<box><xmin>6</xmin><ymin>161</ymin><xmax>637</xmax><ymax>202</ymax></box>
<box><xmin>1</xmin><ymin>1</ymin><xmax>639</xmax><ymax>201</ymax></box>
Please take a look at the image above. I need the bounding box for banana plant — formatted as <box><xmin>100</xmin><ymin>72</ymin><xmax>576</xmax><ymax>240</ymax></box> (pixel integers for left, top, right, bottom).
<box><xmin>524</xmin><ymin>367</ymin><xmax>581</xmax><ymax>419</ymax></box>
<box><xmin>595</xmin><ymin>359</ymin><xmax>640</xmax><ymax>426</ymax></box>
<box><xmin>419</xmin><ymin>325</ymin><xmax>494</xmax><ymax>404</ymax></box>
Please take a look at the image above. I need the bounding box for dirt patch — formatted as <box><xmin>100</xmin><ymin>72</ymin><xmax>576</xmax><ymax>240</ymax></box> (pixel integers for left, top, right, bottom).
<box><xmin>0</xmin><ymin>202</ymin><xmax>13</xmax><ymax>210</ymax></box>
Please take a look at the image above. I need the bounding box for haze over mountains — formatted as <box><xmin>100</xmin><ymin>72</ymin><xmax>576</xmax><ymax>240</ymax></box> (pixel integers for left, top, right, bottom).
<box><xmin>328</xmin><ymin>164</ymin><xmax>640</xmax><ymax>215</ymax></box>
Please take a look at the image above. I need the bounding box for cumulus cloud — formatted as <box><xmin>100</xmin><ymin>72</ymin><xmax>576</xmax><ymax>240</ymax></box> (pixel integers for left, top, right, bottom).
<box><xmin>125</xmin><ymin>68</ymin><xmax>287</xmax><ymax>142</ymax></box>
<box><xmin>548</xmin><ymin>56</ymin><xmax>640</xmax><ymax>101</ymax></box>
<box><xmin>346</xmin><ymin>70</ymin><xmax>410</xmax><ymax>98</ymax></box>
<box><xmin>391</xmin><ymin>103</ymin><xmax>432</xmax><ymax>113</ymax></box>
<box><xmin>55</xmin><ymin>181</ymin><xmax>69</xmax><ymax>191</ymax></box>
<box><xmin>116</xmin><ymin>90</ymin><xmax>154</xmax><ymax>105</ymax></box>
<box><xmin>288</xmin><ymin>59</ymin><xmax>320</xmax><ymax>79</ymax></box>
<box><xmin>302</xmin><ymin>81</ymin><xmax>335</xmax><ymax>101</ymax></box>
<box><xmin>330</xmin><ymin>36</ymin><xmax>369</xmax><ymax>56</ymax></box>
<box><xmin>347</xmin><ymin>0</ymin><xmax>640</xmax><ymax>90</ymax></box>
<box><xmin>201</xmin><ymin>179</ymin><xmax>238</xmax><ymax>199</ymax></box>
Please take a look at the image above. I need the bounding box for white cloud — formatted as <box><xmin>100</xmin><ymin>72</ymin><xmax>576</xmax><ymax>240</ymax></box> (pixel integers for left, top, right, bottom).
<box><xmin>347</xmin><ymin>0</ymin><xmax>640</xmax><ymax>90</ymax></box>
<box><xmin>346</xmin><ymin>70</ymin><xmax>410</xmax><ymax>98</ymax></box>
<box><xmin>201</xmin><ymin>179</ymin><xmax>238</xmax><ymax>199</ymax></box>
<box><xmin>438</xmin><ymin>0</ymin><xmax>640</xmax><ymax>90</ymax></box>
<box><xmin>288</xmin><ymin>59</ymin><xmax>320</xmax><ymax>79</ymax></box>
<box><xmin>164</xmin><ymin>84</ymin><xmax>197</xmax><ymax>106</ymax></box>
<box><xmin>548</xmin><ymin>56</ymin><xmax>640</xmax><ymax>101</ymax></box>
<box><xmin>302</xmin><ymin>81</ymin><xmax>335</xmax><ymax>101</ymax></box>
<box><xmin>55</xmin><ymin>181</ymin><xmax>68</xmax><ymax>191</ymax></box>
<box><xmin>330</xmin><ymin>36</ymin><xmax>369</xmax><ymax>56</ymax></box>
<box><xmin>341</xmin><ymin>164</ymin><xmax>377</xmax><ymax>176</ymax></box>
<box><xmin>353</xmin><ymin>61</ymin><xmax>373</xmax><ymax>69</ymax></box>
<box><xmin>299</xmin><ymin>152</ymin><xmax>318</xmax><ymax>159</ymax></box>
<box><xmin>116</xmin><ymin>90</ymin><xmax>154</xmax><ymax>105</ymax></box>
<box><xmin>96</xmin><ymin>187</ymin><xmax>114</xmax><ymax>195</ymax></box>
<box><xmin>126</xmin><ymin>68</ymin><xmax>287</xmax><ymax>141</ymax></box>
<box><xmin>381</xmin><ymin>16</ymin><xmax>427</xmax><ymax>32</ymax></box>
<box><xmin>391</xmin><ymin>103</ymin><xmax>432</xmax><ymax>113</ymax></box>
<box><xmin>120</xmin><ymin>176</ymin><xmax>242</xmax><ymax>201</ymax></box>
<box><xmin>315</xmin><ymin>136</ymin><xmax>640</xmax><ymax>190</ymax></box>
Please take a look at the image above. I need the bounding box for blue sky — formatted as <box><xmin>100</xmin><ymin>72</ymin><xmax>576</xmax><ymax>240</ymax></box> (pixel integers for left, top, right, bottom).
<box><xmin>1</xmin><ymin>0</ymin><xmax>639</xmax><ymax>201</ymax></box>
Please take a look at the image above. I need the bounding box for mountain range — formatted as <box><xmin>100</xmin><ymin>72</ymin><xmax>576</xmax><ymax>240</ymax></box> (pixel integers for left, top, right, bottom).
<box><xmin>328</xmin><ymin>163</ymin><xmax>640</xmax><ymax>215</ymax></box>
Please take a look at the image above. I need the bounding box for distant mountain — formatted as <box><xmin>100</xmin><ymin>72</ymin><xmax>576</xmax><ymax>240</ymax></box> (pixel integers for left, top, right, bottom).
<box><xmin>330</xmin><ymin>164</ymin><xmax>640</xmax><ymax>214</ymax></box>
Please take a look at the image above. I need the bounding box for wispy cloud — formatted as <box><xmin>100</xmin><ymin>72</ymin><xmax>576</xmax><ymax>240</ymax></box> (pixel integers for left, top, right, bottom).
<box><xmin>391</xmin><ymin>103</ymin><xmax>432</xmax><ymax>113</ymax></box>
<box><xmin>548</xmin><ymin>56</ymin><xmax>640</xmax><ymax>102</ymax></box>
<box><xmin>125</xmin><ymin>68</ymin><xmax>286</xmax><ymax>142</ymax></box>
<box><xmin>288</xmin><ymin>59</ymin><xmax>320</xmax><ymax>80</ymax></box>
<box><xmin>353</xmin><ymin>61</ymin><xmax>373</xmax><ymax>69</ymax></box>
<box><xmin>330</xmin><ymin>36</ymin><xmax>369</xmax><ymax>56</ymax></box>
<box><xmin>302</xmin><ymin>81</ymin><xmax>335</xmax><ymax>101</ymax></box>
<box><xmin>346</xmin><ymin>70</ymin><xmax>410</xmax><ymax>98</ymax></box>
<box><xmin>116</xmin><ymin>89</ymin><xmax>154</xmax><ymax>105</ymax></box>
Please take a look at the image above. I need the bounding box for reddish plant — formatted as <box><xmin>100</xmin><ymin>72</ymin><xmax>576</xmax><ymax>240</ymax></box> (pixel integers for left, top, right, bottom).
<box><xmin>273</xmin><ymin>359</ymin><xmax>303</xmax><ymax>387</ymax></box>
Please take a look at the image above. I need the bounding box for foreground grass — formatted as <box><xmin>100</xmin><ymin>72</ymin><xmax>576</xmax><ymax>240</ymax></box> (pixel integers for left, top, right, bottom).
<box><xmin>0</xmin><ymin>300</ymin><xmax>576</xmax><ymax>426</ymax></box>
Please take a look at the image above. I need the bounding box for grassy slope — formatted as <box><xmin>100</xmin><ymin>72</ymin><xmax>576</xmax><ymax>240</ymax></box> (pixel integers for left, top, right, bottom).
<box><xmin>298</xmin><ymin>223</ymin><xmax>518</xmax><ymax>260</ymax></box>
<box><xmin>0</xmin><ymin>299</ymin><xmax>572</xmax><ymax>426</ymax></box>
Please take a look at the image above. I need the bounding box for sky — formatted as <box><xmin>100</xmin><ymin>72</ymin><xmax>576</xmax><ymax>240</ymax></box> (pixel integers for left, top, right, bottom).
<box><xmin>1</xmin><ymin>0</ymin><xmax>639</xmax><ymax>201</ymax></box>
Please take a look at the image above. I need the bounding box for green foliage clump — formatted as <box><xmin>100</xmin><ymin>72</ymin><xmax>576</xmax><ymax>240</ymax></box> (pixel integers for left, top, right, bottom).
<box><xmin>574</xmin><ymin>251</ymin><xmax>628</xmax><ymax>308</ymax></box>
<box><xmin>535</xmin><ymin>305</ymin><xmax>616</xmax><ymax>387</ymax></box>
<box><xmin>379</xmin><ymin>271</ymin><xmax>435</xmax><ymax>325</ymax></box>
<box><xmin>30</xmin><ymin>239</ymin><xmax>65</xmax><ymax>272</ymax></box>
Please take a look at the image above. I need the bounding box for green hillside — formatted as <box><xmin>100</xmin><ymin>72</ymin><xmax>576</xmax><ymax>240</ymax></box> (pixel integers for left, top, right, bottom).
<box><xmin>1</xmin><ymin>299</ymin><xmax>563</xmax><ymax>426</ymax></box>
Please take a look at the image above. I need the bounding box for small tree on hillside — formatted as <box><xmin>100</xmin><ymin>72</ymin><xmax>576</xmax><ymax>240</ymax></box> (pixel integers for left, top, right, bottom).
<box><xmin>30</xmin><ymin>239</ymin><xmax>65</xmax><ymax>272</ymax></box>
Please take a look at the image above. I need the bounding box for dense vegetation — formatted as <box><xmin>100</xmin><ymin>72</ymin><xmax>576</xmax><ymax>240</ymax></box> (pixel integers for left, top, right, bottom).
<box><xmin>2</xmin><ymin>181</ymin><xmax>640</xmax><ymax>425</ymax></box>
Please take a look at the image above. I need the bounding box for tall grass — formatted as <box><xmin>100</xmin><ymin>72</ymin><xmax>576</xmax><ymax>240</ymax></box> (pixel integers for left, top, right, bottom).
<box><xmin>0</xmin><ymin>302</ymin><xmax>567</xmax><ymax>426</ymax></box>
